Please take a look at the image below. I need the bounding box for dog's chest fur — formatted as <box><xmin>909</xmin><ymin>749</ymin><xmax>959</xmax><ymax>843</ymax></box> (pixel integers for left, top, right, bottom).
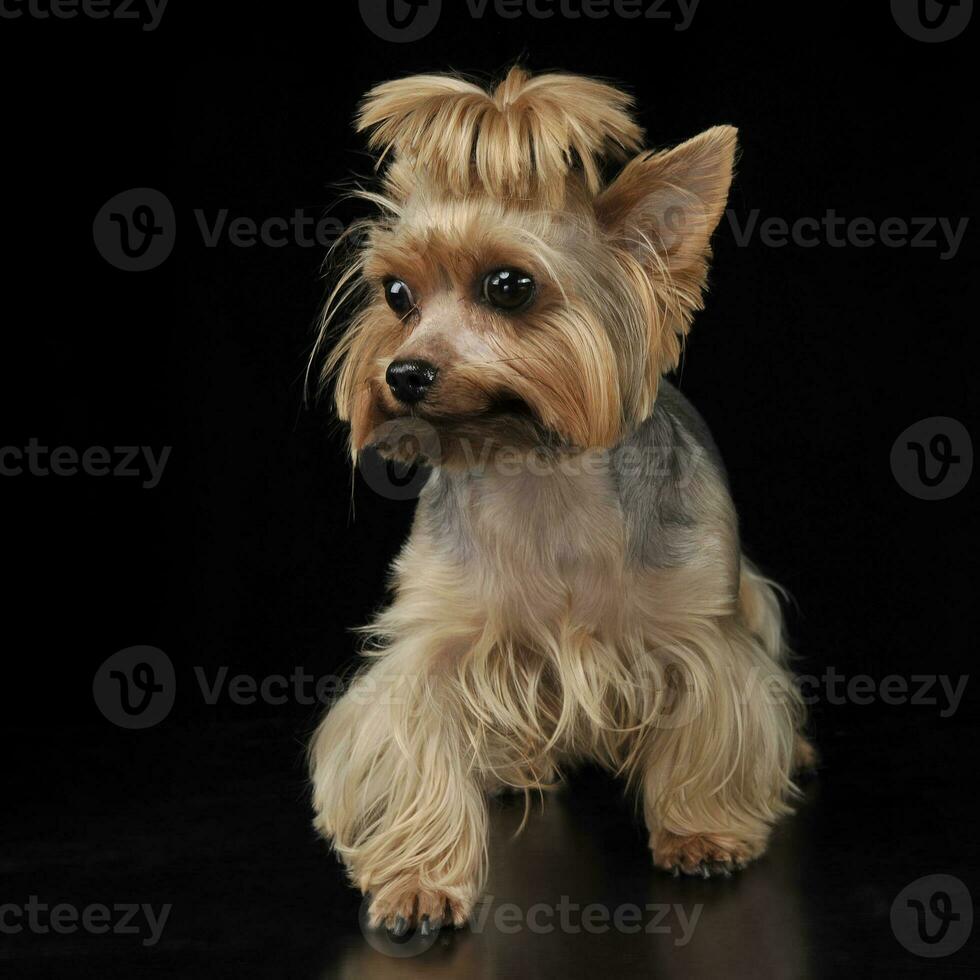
<box><xmin>413</xmin><ymin>383</ymin><xmax>737</xmax><ymax>633</ymax></box>
<box><xmin>420</xmin><ymin>454</ymin><xmax>625</xmax><ymax>628</ymax></box>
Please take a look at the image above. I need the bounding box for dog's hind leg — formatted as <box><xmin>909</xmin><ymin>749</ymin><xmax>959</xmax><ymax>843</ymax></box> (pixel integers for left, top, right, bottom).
<box><xmin>739</xmin><ymin>558</ymin><xmax>818</xmax><ymax>777</ymax></box>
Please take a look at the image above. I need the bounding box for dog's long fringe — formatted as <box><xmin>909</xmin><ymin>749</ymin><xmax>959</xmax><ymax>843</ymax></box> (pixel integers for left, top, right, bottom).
<box><xmin>358</xmin><ymin>66</ymin><xmax>644</xmax><ymax>207</ymax></box>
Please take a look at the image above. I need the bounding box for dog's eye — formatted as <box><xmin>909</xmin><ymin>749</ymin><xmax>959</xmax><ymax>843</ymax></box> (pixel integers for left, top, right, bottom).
<box><xmin>383</xmin><ymin>279</ymin><xmax>415</xmax><ymax>318</ymax></box>
<box><xmin>483</xmin><ymin>269</ymin><xmax>535</xmax><ymax>312</ymax></box>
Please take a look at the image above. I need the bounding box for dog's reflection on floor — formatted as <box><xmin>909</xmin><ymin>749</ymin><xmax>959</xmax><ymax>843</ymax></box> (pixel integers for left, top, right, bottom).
<box><xmin>333</xmin><ymin>779</ymin><xmax>815</xmax><ymax>980</ymax></box>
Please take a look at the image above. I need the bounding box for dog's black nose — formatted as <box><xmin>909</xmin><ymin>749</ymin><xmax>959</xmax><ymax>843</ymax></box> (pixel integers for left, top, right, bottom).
<box><xmin>385</xmin><ymin>359</ymin><xmax>438</xmax><ymax>405</ymax></box>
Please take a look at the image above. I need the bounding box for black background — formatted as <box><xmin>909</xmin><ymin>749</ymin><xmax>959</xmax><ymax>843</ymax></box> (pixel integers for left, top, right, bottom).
<box><xmin>2</xmin><ymin>2</ymin><xmax>977</xmax><ymax>977</ymax></box>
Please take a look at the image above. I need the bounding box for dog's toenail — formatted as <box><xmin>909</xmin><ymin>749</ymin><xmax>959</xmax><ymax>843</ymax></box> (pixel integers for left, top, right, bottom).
<box><xmin>389</xmin><ymin>915</ymin><xmax>409</xmax><ymax>937</ymax></box>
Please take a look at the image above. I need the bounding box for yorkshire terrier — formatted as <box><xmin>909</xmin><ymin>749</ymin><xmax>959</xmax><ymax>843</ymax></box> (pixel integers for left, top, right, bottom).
<box><xmin>310</xmin><ymin>67</ymin><xmax>813</xmax><ymax>934</ymax></box>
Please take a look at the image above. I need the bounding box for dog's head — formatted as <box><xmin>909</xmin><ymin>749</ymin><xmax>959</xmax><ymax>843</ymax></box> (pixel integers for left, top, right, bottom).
<box><xmin>318</xmin><ymin>67</ymin><xmax>736</xmax><ymax>464</ymax></box>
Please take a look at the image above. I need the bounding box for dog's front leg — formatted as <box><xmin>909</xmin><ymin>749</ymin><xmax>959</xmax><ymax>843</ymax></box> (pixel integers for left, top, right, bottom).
<box><xmin>310</xmin><ymin>643</ymin><xmax>487</xmax><ymax>931</ymax></box>
<box><xmin>640</xmin><ymin>615</ymin><xmax>802</xmax><ymax>877</ymax></box>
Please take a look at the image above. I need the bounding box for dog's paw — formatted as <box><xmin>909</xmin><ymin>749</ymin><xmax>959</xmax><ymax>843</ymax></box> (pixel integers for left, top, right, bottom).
<box><xmin>366</xmin><ymin>880</ymin><xmax>475</xmax><ymax>934</ymax></box>
<box><xmin>650</xmin><ymin>830</ymin><xmax>765</xmax><ymax>878</ymax></box>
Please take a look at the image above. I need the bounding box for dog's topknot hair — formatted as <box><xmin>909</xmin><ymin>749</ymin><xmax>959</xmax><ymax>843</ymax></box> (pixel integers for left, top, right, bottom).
<box><xmin>356</xmin><ymin>66</ymin><xmax>645</xmax><ymax>206</ymax></box>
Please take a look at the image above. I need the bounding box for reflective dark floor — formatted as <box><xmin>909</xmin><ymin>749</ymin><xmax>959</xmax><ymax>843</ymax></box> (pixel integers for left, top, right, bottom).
<box><xmin>4</xmin><ymin>711</ymin><xmax>977</xmax><ymax>979</ymax></box>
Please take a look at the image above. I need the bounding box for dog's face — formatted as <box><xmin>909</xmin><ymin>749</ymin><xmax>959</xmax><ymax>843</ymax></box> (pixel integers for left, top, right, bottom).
<box><xmin>321</xmin><ymin>69</ymin><xmax>736</xmax><ymax>464</ymax></box>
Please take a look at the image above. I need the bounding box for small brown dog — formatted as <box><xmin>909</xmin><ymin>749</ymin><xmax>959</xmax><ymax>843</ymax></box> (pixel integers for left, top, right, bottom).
<box><xmin>310</xmin><ymin>67</ymin><xmax>812</xmax><ymax>934</ymax></box>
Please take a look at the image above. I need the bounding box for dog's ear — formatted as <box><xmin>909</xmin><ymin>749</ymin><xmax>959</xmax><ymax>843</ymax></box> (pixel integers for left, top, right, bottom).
<box><xmin>595</xmin><ymin>126</ymin><xmax>737</xmax><ymax>275</ymax></box>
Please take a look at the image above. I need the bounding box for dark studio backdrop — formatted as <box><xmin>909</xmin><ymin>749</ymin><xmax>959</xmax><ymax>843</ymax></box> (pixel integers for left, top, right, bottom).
<box><xmin>1</xmin><ymin>2</ymin><xmax>977</xmax><ymax>978</ymax></box>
